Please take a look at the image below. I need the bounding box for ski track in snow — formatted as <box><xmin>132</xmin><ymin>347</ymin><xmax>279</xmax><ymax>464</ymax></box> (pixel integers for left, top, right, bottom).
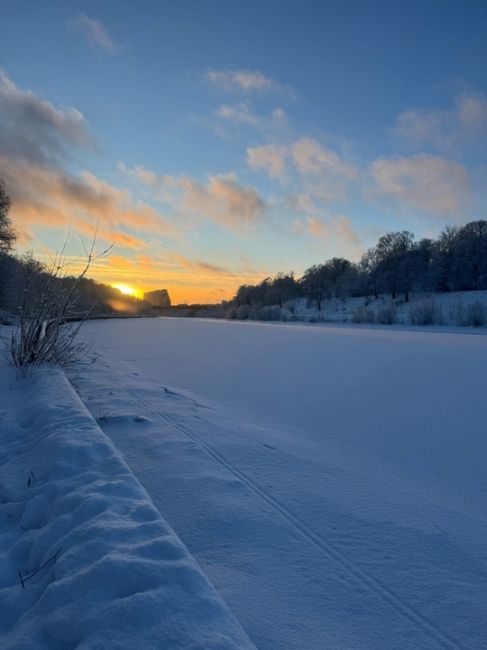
<box><xmin>121</xmin><ymin>383</ymin><xmax>459</xmax><ymax>650</ymax></box>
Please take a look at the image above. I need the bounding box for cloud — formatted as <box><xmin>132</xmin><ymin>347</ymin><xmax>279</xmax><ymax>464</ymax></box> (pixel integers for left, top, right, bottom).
<box><xmin>171</xmin><ymin>254</ymin><xmax>234</xmax><ymax>276</ymax></box>
<box><xmin>1</xmin><ymin>155</ymin><xmax>175</xmax><ymax>246</ymax></box>
<box><xmin>293</xmin><ymin>216</ymin><xmax>328</xmax><ymax>239</ymax></box>
<box><xmin>120</xmin><ymin>164</ymin><xmax>267</xmax><ymax>232</ymax></box>
<box><xmin>69</xmin><ymin>14</ymin><xmax>118</xmax><ymax>53</ymax></box>
<box><xmin>371</xmin><ymin>154</ymin><xmax>471</xmax><ymax>216</ymax></box>
<box><xmin>271</xmin><ymin>107</ymin><xmax>287</xmax><ymax>126</ymax></box>
<box><xmin>394</xmin><ymin>109</ymin><xmax>452</xmax><ymax>150</ymax></box>
<box><xmin>291</xmin><ymin>137</ymin><xmax>357</xmax><ymax>180</ymax></box>
<box><xmin>215</xmin><ymin>103</ymin><xmax>260</xmax><ymax>125</ymax></box>
<box><xmin>247</xmin><ymin>137</ymin><xmax>357</xmax><ymax>203</ymax></box>
<box><xmin>333</xmin><ymin>215</ymin><xmax>362</xmax><ymax>252</ymax></box>
<box><xmin>205</xmin><ymin>68</ymin><xmax>279</xmax><ymax>92</ymax></box>
<box><xmin>393</xmin><ymin>93</ymin><xmax>487</xmax><ymax>151</ymax></box>
<box><xmin>0</xmin><ymin>72</ymin><xmax>176</xmax><ymax>247</ymax></box>
<box><xmin>0</xmin><ymin>70</ymin><xmax>94</xmax><ymax>166</ymax></box>
<box><xmin>458</xmin><ymin>93</ymin><xmax>487</xmax><ymax>130</ymax></box>
<box><xmin>212</xmin><ymin>104</ymin><xmax>288</xmax><ymax>136</ymax></box>
<box><xmin>292</xmin><ymin>214</ymin><xmax>362</xmax><ymax>258</ymax></box>
<box><xmin>246</xmin><ymin>144</ymin><xmax>287</xmax><ymax>179</ymax></box>
<box><xmin>179</xmin><ymin>175</ymin><xmax>266</xmax><ymax>231</ymax></box>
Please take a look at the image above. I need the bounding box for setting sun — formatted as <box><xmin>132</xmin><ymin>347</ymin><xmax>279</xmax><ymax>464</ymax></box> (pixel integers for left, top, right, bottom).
<box><xmin>111</xmin><ymin>283</ymin><xmax>143</xmax><ymax>299</ymax></box>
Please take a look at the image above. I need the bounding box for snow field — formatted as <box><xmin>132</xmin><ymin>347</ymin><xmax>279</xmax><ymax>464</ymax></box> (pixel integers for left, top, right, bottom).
<box><xmin>0</xmin><ymin>365</ymin><xmax>255</xmax><ymax>649</ymax></box>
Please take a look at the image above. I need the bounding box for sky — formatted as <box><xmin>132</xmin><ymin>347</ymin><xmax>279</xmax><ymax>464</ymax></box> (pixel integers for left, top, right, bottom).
<box><xmin>1</xmin><ymin>0</ymin><xmax>486</xmax><ymax>303</ymax></box>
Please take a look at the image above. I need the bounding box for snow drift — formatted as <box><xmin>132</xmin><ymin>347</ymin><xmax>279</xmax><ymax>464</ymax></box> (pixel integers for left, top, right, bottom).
<box><xmin>0</xmin><ymin>365</ymin><xmax>254</xmax><ymax>649</ymax></box>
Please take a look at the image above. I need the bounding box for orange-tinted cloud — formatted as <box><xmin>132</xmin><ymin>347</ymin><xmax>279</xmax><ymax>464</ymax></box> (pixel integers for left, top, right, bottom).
<box><xmin>120</xmin><ymin>164</ymin><xmax>267</xmax><ymax>232</ymax></box>
<box><xmin>2</xmin><ymin>155</ymin><xmax>176</xmax><ymax>246</ymax></box>
<box><xmin>171</xmin><ymin>253</ymin><xmax>234</xmax><ymax>276</ymax></box>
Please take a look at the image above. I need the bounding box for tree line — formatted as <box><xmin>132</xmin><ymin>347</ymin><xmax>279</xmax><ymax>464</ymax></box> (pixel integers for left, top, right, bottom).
<box><xmin>230</xmin><ymin>222</ymin><xmax>487</xmax><ymax>312</ymax></box>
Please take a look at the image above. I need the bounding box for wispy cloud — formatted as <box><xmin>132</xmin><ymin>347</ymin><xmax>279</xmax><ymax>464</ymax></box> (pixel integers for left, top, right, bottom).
<box><xmin>292</xmin><ymin>216</ymin><xmax>328</xmax><ymax>239</ymax></box>
<box><xmin>205</xmin><ymin>68</ymin><xmax>281</xmax><ymax>92</ymax></box>
<box><xmin>292</xmin><ymin>215</ymin><xmax>362</xmax><ymax>259</ymax></box>
<box><xmin>215</xmin><ymin>103</ymin><xmax>260</xmax><ymax>125</ymax></box>
<box><xmin>212</xmin><ymin>102</ymin><xmax>288</xmax><ymax>138</ymax></box>
<box><xmin>393</xmin><ymin>93</ymin><xmax>487</xmax><ymax>152</ymax></box>
<box><xmin>171</xmin><ymin>254</ymin><xmax>234</xmax><ymax>276</ymax></box>
<box><xmin>69</xmin><ymin>14</ymin><xmax>119</xmax><ymax>54</ymax></box>
<box><xmin>371</xmin><ymin>154</ymin><xmax>471</xmax><ymax>217</ymax></box>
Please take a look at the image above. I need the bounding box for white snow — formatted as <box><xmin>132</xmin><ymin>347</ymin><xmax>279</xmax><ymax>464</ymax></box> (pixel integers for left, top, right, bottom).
<box><xmin>68</xmin><ymin>317</ymin><xmax>487</xmax><ymax>649</ymax></box>
<box><xmin>0</xmin><ymin>362</ymin><xmax>255</xmax><ymax>649</ymax></box>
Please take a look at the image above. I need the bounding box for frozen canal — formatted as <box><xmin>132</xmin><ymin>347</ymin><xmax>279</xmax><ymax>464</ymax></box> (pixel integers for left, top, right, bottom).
<box><xmin>72</xmin><ymin>318</ymin><xmax>487</xmax><ymax>649</ymax></box>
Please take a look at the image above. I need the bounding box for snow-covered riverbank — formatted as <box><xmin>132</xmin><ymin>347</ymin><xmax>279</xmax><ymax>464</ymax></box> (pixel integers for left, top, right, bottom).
<box><xmin>0</xmin><ymin>364</ymin><xmax>254</xmax><ymax>649</ymax></box>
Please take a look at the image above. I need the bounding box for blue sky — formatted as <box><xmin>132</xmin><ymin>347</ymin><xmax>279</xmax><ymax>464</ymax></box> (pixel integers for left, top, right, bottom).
<box><xmin>1</xmin><ymin>0</ymin><xmax>486</xmax><ymax>302</ymax></box>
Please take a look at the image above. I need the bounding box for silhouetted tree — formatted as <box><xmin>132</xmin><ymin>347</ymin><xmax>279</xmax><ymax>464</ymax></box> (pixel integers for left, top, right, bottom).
<box><xmin>0</xmin><ymin>180</ymin><xmax>15</xmax><ymax>252</ymax></box>
<box><xmin>450</xmin><ymin>221</ymin><xmax>487</xmax><ymax>291</ymax></box>
<box><xmin>374</xmin><ymin>231</ymin><xmax>415</xmax><ymax>301</ymax></box>
<box><xmin>360</xmin><ymin>248</ymin><xmax>380</xmax><ymax>299</ymax></box>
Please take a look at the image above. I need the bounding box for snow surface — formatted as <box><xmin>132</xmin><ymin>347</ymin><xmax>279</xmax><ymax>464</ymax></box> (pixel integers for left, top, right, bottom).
<box><xmin>0</xmin><ymin>362</ymin><xmax>255</xmax><ymax>649</ymax></box>
<box><xmin>71</xmin><ymin>317</ymin><xmax>487</xmax><ymax>649</ymax></box>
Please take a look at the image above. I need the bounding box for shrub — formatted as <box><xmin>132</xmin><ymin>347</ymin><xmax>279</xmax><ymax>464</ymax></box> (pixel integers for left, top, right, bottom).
<box><xmin>351</xmin><ymin>306</ymin><xmax>375</xmax><ymax>324</ymax></box>
<box><xmin>255</xmin><ymin>305</ymin><xmax>282</xmax><ymax>321</ymax></box>
<box><xmin>376</xmin><ymin>302</ymin><xmax>397</xmax><ymax>324</ymax></box>
<box><xmin>450</xmin><ymin>298</ymin><xmax>486</xmax><ymax>327</ymax></box>
<box><xmin>448</xmin><ymin>298</ymin><xmax>464</xmax><ymax>325</ymax></box>
<box><xmin>10</xmin><ymin>237</ymin><xmax>108</xmax><ymax>374</ymax></box>
<box><xmin>235</xmin><ymin>304</ymin><xmax>251</xmax><ymax>320</ymax></box>
<box><xmin>462</xmin><ymin>300</ymin><xmax>486</xmax><ymax>327</ymax></box>
<box><xmin>409</xmin><ymin>298</ymin><xmax>443</xmax><ymax>326</ymax></box>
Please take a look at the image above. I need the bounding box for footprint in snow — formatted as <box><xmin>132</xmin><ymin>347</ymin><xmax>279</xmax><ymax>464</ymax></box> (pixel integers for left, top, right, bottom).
<box><xmin>133</xmin><ymin>415</ymin><xmax>150</xmax><ymax>423</ymax></box>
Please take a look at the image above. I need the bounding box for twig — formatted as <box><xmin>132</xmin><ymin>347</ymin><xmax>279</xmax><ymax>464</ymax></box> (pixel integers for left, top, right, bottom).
<box><xmin>19</xmin><ymin>548</ymin><xmax>63</xmax><ymax>589</ymax></box>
